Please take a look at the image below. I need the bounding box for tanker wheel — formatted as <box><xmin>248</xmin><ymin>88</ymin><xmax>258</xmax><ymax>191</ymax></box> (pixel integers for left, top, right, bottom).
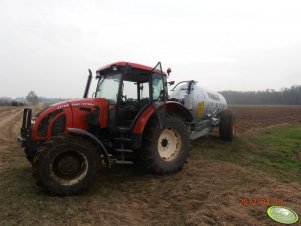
<box><xmin>142</xmin><ymin>114</ymin><xmax>191</xmax><ymax>174</ymax></box>
<box><xmin>219</xmin><ymin>110</ymin><xmax>236</xmax><ymax>141</ymax></box>
<box><xmin>32</xmin><ymin>135</ymin><xmax>97</xmax><ymax>195</ymax></box>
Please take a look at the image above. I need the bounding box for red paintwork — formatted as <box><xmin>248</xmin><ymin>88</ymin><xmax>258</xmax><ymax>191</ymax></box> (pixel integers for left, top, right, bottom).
<box><xmin>32</xmin><ymin>98</ymin><xmax>108</xmax><ymax>141</ymax></box>
<box><xmin>69</xmin><ymin>98</ymin><xmax>108</xmax><ymax>130</ymax></box>
<box><xmin>47</xmin><ymin>111</ymin><xmax>66</xmax><ymax>137</ymax></box>
<box><xmin>133</xmin><ymin>105</ymin><xmax>156</xmax><ymax>134</ymax></box>
<box><xmin>32</xmin><ymin>103</ymin><xmax>73</xmax><ymax>141</ymax></box>
<box><xmin>96</xmin><ymin>61</ymin><xmax>168</xmax><ymax>76</ymax></box>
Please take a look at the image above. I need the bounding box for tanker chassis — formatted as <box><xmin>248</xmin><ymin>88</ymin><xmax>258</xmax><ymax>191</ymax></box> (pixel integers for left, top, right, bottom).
<box><xmin>18</xmin><ymin>61</ymin><xmax>236</xmax><ymax>195</ymax></box>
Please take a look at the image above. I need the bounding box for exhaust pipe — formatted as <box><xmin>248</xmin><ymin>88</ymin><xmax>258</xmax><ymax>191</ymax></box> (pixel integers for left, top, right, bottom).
<box><xmin>83</xmin><ymin>69</ymin><xmax>92</xmax><ymax>98</ymax></box>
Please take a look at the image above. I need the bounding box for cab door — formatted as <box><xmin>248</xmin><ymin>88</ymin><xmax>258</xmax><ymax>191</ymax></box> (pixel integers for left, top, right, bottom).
<box><xmin>150</xmin><ymin>62</ymin><xmax>166</xmax><ymax>129</ymax></box>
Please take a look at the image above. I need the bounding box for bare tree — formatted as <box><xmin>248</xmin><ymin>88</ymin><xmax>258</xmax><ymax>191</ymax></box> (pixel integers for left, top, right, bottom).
<box><xmin>26</xmin><ymin>91</ymin><xmax>39</xmax><ymax>105</ymax></box>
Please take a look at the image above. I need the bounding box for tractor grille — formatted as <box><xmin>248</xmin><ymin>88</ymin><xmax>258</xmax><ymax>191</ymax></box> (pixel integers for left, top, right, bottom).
<box><xmin>37</xmin><ymin>109</ymin><xmax>63</xmax><ymax>137</ymax></box>
<box><xmin>51</xmin><ymin>114</ymin><xmax>66</xmax><ymax>136</ymax></box>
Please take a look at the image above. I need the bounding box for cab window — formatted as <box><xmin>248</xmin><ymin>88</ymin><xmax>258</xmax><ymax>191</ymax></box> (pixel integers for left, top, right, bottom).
<box><xmin>152</xmin><ymin>73</ymin><xmax>164</xmax><ymax>101</ymax></box>
<box><xmin>122</xmin><ymin>81</ymin><xmax>137</xmax><ymax>100</ymax></box>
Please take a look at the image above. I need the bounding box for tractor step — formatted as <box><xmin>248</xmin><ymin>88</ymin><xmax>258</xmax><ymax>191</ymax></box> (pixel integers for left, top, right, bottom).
<box><xmin>114</xmin><ymin>137</ymin><xmax>132</xmax><ymax>142</ymax></box>
<box><xmin>114</xmin><ymin>148</ymin><xmax>133</xmax><ymax>153</ymax></box>
<box><xmin>115</xmin><ymin>160</ymin><xmax>134</xmax><ymax>165</ymax></box>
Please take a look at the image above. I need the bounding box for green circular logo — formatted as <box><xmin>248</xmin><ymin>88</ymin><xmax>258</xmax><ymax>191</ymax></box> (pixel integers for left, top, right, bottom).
<box><xmin>267</xmin><ymin>206</ymin><xmax>299</xmax><ymax>224</ymax></box>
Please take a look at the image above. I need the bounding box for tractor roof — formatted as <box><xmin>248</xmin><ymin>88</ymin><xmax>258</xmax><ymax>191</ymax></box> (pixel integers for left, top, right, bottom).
<box><xmin>96</xmin><ymin>61</ymin><xmax>167</xmax><ymax>76</ymax></box>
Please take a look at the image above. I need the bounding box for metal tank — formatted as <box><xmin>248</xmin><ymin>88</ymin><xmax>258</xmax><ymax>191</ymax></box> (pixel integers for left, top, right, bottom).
<box><xmin>170</xmin><ymin>80</ymin><xmax>227</xmax><ymax>122</ymax></box>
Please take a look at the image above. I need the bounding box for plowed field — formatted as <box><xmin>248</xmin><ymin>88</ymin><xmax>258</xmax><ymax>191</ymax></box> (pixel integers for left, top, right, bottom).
<box><xmin>0</xmin><ymin>106</ymin><xmax>300</xmax><ymax>226</ymax></box>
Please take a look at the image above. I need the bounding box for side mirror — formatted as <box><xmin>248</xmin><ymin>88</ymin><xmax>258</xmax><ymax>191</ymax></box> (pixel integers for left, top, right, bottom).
<box><xmin>167</xmin><ymin>68</ymin><xmax>172</xmax><ymax>76</ymax></box>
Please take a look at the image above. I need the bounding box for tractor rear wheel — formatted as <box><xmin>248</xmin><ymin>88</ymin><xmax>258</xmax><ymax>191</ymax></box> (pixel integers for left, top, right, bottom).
<box><xmin>142</xmin><ymin>114</ymin><xmax>191</xmax><ymax>174</ymax></box>
<box><xmin>32</xmin><ymin>135</ymin><xmax>97</xmax><ymax>195</ymax></box>
<box><xmin>219</xmin><ymin>110</ymin><xmax>236</xmax><ymax>141</ymax></box>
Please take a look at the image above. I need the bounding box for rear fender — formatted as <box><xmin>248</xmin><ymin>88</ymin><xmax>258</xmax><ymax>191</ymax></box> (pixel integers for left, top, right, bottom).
<box><xmin>132</xmin><ymin>101</ymin><xmax>193</xmax><ymax>135</ymax></box>
<box><xmin>67</xmin><ymin>128</ymin><xmax>111</xmax><ymax>167</ymax></box>
<box><xmin>132</xmin><ymin>105</ymin><xmax>156</xmax><ymax>134</ymax></box>
<box><xmin>165</xmin><ymin>101</ymin><xmax>193</xmax><ymax>122</ymax></box>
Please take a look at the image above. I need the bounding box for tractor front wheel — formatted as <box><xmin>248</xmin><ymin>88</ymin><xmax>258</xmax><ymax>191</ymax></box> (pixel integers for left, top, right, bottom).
<box><xmin>32</xmin><ymin>135</ymin><xmax>97</xmax><ymax>195</ymax></box>
<box><xmin>142</xmin><ymin>114</ymin><xmax>191</xmax><ymax>174</ymax></box>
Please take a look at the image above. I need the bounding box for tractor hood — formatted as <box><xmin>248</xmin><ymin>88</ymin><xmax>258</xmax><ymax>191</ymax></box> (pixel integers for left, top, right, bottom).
<box><xmin>34</xmin><ymin>99</ymin><xmax>98</xmax><ymax>119</ymax></box>
<box><xmin>52</xmin><ymin>98</ymin><xmax>109</xmax><ymax>129</ymax></box>
<box><xmin>32</xmin><ymin>98</ymin><xmax>109</xmax><ymax>140</ymax></box>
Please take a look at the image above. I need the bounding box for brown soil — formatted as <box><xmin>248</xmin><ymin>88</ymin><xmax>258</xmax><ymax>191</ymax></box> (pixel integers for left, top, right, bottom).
<box><xmin>1</xmin><ymin>106</ymin><xmax>301</xmax><ymax>226</ymax></box>
<box><xmin>231</xmin><ymin>106</ymin><xmax>301</xmax><ymax>134</ymax></box>
<box><xmin>0</xmin><ymin>107</ymin><xmax>23</xmax><ymax>169</ymax></box>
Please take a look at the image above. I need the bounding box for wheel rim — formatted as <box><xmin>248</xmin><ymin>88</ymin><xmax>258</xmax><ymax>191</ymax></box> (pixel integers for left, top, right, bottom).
<box><xmin>158</xmin><ymin>128</ymin><xmax>182</xmax><ymax>162</ymax></box>
<box><xmin>50</xmin><ymin>150</ymin><xmax>88</xmax><ymax>186</ymax></box>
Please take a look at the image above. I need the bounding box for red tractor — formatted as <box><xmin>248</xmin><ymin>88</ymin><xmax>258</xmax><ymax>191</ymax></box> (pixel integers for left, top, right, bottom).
<box><xmin>19</xmin><ymin>62</ymin><xmax>235</xmax><ymax>195</ymax></box>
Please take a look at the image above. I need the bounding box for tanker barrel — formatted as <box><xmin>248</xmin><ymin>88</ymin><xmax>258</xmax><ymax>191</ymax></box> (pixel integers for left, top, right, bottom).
<box><xmin>187</xmin><ymin>80</ymin><xmax>196</xmax><ymax>94</ymax></box>
<box><xmin>170</xmin><ymin>81</ymin><xmax>227</xmax><ymax>122</ymax></box>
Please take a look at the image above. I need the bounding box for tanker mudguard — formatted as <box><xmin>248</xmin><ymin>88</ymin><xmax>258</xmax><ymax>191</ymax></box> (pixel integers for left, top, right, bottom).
<box><xmin>67</xmin><ymin>128</ymin><xmax>111</xmax><ymax>167</ymax></box>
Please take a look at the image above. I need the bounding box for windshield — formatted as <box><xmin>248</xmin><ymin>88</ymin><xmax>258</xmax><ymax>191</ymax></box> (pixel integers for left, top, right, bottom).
<box><xmin>96</xmin><ymin>73</ymin><xmax>121</xmax><ymax>103</ymax></box>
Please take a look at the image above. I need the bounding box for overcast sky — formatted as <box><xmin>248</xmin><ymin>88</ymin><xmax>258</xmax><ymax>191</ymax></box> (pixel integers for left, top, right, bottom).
<box><xmin>1</xmin><ymin>0</ymin><xmax>301</xmax><ymax>98</ymax></box>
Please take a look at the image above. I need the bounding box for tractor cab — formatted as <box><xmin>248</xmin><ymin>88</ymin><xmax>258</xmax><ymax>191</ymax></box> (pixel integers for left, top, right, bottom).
<box><xmin>95</xmin><ymin>62</ymin><xmax>167</xmax><ymax>132</ymax></box>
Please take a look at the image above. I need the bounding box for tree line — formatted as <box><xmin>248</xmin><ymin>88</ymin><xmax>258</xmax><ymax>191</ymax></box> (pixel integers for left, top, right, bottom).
<box><xmin>0</xmin><ymin>91</ymin><xmax>67</xmax><ymax>106</ymax></box>
<box><xmin>1</xmin><ymin>85</ymin><xmax>301</xmax><ymax>106</ymax></box>
<box><xmin>220</xmin><ymin>85</ymin><xmax>301</xmax><ymax>105</ymax></box>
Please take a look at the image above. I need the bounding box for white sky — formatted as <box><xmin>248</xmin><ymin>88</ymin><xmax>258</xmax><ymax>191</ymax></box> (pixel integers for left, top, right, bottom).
<box><xmin>0</xmin><ymin>0</ymin><xmax>301</xmax><ymax>98</ymax></box>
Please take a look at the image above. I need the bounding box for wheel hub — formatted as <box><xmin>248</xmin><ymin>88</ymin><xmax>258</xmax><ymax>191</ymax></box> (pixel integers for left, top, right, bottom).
<box><xmin>57</xmin><ymin>156</ymin><xmax>81</xmax><ymax>176</ymax></box>
<box><xmin>161</xmin><ymin>138</ymin><xmax>169</xmax><ymax>147</ymax></box>
<box><xmin>50</xmin><ymin>151</ymin><xmax>88</xmax><ymax>186</ymax></box>
<box><xmin>158</xmin><ymin>128</ymin><xmax>182</xmax><ymax>162</ymax></box>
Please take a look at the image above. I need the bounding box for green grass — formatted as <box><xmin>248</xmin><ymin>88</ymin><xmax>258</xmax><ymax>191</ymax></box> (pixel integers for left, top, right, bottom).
<box><xmin>193</xmin><ymin>124</ymin><xmax>301</xmax><ymax>183</ymax></box>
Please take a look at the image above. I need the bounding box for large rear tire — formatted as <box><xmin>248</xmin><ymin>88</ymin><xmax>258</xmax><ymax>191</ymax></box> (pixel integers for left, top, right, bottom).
<box><xmin>141</xmin><ymin>114</ymin><xmax>191</xmax><ymax>174</ymax></box>
<box><xmin>32</xmin><ymin>135</ymin><xmax>97</xmax><ymax>195</ymax></box>
<box><xmin>219</xmin><ymin>110</ymin><xmax>236</xmax><ymax>141</ymax></box>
